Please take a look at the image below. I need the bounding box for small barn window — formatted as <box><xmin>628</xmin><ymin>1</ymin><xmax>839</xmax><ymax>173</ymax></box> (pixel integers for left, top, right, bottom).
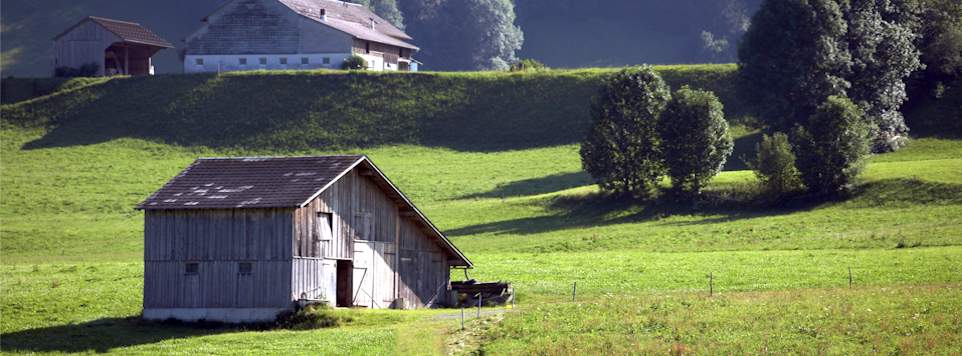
<box><xmin>301</xmin><ymin>57</ymin><xmax>309</xmax><ymax>65</ymax></box>
<box><xmin>195</xmin><ymin>58</ymin><xmax>204</xmax><ymax>66</ymax></box>
<box><xmin>259</xmin><ymin>57</ymin><xmax>268</xmax><ymax>65</ymax></box>
<box><xmin>365</xmin><ymin>41</ymin><xmax>370</xmax><ymax>54</ymax></box>
<box><xmin>322</xmin><ymin>57</ymin><xmax>330</xmax><ymax>64</ymax></box>
<box><xmin>280</xmin><ymin>57</ymin><xmax>288</xmax><ymax>65</ymax></box>
<box><xmin>317</xmin><ymin>212</ymin><xmax>333</xmax><ymax>241</ymax></box>
<box><xmin>239</xmin><ymin>57</ymin><xmax>247</xmax><ymax>65</ymax></box>
<box><xmin>185</xmin><ymin>262</ymin><xmax>199</xmax><ymax>275</ymax></box>
<box><xmin>238</xmin><ymin>262</ymin><xmax>253</xmax><ymax>275</ymax></box>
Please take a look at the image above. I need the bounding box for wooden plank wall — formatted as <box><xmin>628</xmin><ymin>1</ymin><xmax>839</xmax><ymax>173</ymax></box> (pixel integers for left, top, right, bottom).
<box><xmin>293</xmin><ymin>167</ymin><xmax>453</xmax><ymax>309</ymax></box>
<box><xmin>54</xmin><ymin>20</ymin><xmax>119</xmax><ymax>75</ymax></box>
<box><xmin>143</xmin><ymin>261</ymin><xmax>290</xmax><ymax>308</ymax></box>
<box><xmin>291</xmin><ymin>258</ymin><xmax>336</xmax><ymax>303</ymax></box>
<box><xmin>397</xmin><ymin>216</ymin><xmax>449</xmax><ymax>308</ymax></box>
<box><xmin>143</xmin><ymin>209</ymin><xmax>294</xmax><ymax>309</ymax></box>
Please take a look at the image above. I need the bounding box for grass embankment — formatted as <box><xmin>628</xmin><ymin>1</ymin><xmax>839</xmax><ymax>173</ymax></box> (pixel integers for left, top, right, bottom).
<box><xmin>2</xmin><ymin>67</ymin><xmax>961</xmax><ymax>354</ymax></box>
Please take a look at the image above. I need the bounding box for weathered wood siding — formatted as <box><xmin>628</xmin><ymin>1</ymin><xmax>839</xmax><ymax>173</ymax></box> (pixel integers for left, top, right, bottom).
<box><xmin>295</xmin><ymin>168</ymin><xmax>451</xmax><ymax>309</ymax></box>
<box><xmin>143</xmin><ymin>209</ymin><xmax>294</xmax><ymax>309</ymax></box>
<box><xmin>291</xmin><ymin>258</ymin><xmax>336</xmax><ymax>303</ymax></box>
<box><xmin>53</xmin><ymin>20</ymin><xmax>119</xmax><ymax>76</ymax></box>
<box><xmin>397</xmin><ymin>216</ymin><xmax>449</xmax><ymax>308</ymax></box>
<box><xmin>144</xmin><ymin>261</ymin><xmax>291</xmax><ymax>308</ymax></box>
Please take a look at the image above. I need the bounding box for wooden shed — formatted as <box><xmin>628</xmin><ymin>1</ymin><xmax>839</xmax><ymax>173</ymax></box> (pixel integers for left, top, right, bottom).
<box><xmin>53</xmin><ymin>16</ymin><xmax>173</xmax><ymax>76</ymax></box>
<box><xmin>136</xmin><ymin>155</ymin><xmax>471</xmax><ymax>323</ymax></box>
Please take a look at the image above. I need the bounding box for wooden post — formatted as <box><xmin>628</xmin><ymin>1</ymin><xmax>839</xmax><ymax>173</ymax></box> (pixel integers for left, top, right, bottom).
<box><xmin>709</xmin><ymin>272</ymin><xmax>713</xmax><ymax>297</ymax></box>
<box><xmin>572</xmin><ymin>282</ymin><xmax>577</xmax><ymax>302</ymax></box>
<box><xmin>477</xmin><ymin>293</ymin><xmax>482</xmax><ymax>318</ymax></box>
<box><xmin>848</xmin><ymin>267</ymin><xmax>852</xmax><ymax>288</ymax></box>
<box><xmin>460</xmin><ymin>305</ymin><xmax>465</xmax><ymax>331</ymax></box>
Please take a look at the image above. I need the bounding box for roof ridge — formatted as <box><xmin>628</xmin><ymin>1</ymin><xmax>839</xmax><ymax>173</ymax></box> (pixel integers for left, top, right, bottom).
<box><xmin>88</xmin><ymin>16</ymin><xmax>142</xmax><ymax>26</ymax></box>
<box><xmin>197</xmin><ymin>154</ymin><xmax>367</xmax><ymax>160</ymax></box>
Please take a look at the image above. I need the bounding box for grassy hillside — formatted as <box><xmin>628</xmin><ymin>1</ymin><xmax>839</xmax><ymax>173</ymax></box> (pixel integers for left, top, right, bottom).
<box><xmin>1</xmin><ymin>65</ymin><xmax>744</xmax><ymax>151</ymax></box>
<box><xmin>2</xmin><ymin>67</ymin><xmax>961</xmax><ymax>354</ymax></box>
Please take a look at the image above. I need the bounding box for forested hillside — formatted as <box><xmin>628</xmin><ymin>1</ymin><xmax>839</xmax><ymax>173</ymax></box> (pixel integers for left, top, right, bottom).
<box><xmin>1</xmin><ymin>0</ymin><xmax>759</xmax><ymax>76</ymax></box>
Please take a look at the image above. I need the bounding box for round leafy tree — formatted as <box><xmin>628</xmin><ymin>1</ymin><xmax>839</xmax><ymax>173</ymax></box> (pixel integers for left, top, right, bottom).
<box><xmin>749</xmin><ymin>132</ymin><xmax>802</xmax><ymax>195</ymax></box>
<box><xmin>580</xmin><ymin>66</ymin><xmax>671</xmax><ymax>198</ymax></box>
<box><xmin>793</xmin><ymin>96</ymin><xmax>871</xmax><ymax>195</ymax></box>
<box><xmin>657</xmin><ymin>87</ymin><xmax>734</xmax><ymax>196</ymax></box>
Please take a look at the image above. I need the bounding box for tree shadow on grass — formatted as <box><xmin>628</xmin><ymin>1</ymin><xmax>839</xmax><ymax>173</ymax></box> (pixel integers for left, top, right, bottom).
<box><xmin>459</xmin><ymin>172</ymin><xmax>592</xmax><ymax>199</ymax></box>
<box><xmin>446</xmin><ymin>178</ymin><xmax>962</xmax><ymax>237</ymax></box>
<box><xmin>0</xmin><ymin>316</ymin><xmax>244</xmax><ymax>354</ymax></box>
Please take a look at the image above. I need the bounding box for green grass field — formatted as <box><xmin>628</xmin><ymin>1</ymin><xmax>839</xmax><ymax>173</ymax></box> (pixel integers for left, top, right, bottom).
<box><xmin>2</xmin><ymin>68</ymin><xmax>960</xmax><ymax>354</ymax></box>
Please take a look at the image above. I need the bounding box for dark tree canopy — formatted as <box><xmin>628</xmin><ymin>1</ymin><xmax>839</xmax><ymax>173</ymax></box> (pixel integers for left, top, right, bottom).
<box><xmin>580</xmin><ymin>66</ymin><xmax>671</xmax><ymax>198</ymax></box>
<box><xmin>657</xmin><ymin>87</ymin><xmax>734</xmax><ymax>195</ymax></box>
<box><xmin>793</xmin><ymin>96</ymin><xmax>872</xmax><ymax>195</ymax></box>
<box><xmin>400</xmin><ymin>0</ymin><xmax>523</xmax><ymax>70</ymax></box>
<box><xmin>738</xmin><ymin>0</ymin><xmax>851</xmax><ymax>132</ymax></box>
<box><xmin>739</xmin><ymin>0</ymin><xmax>923</xmax><ymax>151</ymax></box>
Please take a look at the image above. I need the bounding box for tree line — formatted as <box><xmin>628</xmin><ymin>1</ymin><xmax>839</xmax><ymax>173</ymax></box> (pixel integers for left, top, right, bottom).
<box><xmin>581</xmin><ymin>0</ymin><xmax>961</xmax><ymax>200</ymax></box>
<box><xmin>349</xmin><ymin>0</ymin><xmax>524</xmax><ymax>71</ymax></box>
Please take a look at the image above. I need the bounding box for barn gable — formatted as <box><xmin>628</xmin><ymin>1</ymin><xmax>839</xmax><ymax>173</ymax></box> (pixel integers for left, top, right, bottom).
<box><xmin>137</xmin><ymin>155</ymin><xmax>470</xmax><ymax>267</ymax></box>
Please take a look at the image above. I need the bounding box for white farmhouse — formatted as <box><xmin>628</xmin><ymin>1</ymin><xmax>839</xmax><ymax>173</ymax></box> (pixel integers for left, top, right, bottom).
<box><xmin>183</xmin><ymin>0</ymin><xmax>419</xmax><ymax>73</ymax></box>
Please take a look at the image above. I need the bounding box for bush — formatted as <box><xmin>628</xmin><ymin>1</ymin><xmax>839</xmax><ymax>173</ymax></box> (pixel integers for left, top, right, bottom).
<box><xmin>657</xmin><ymin>87</ymin><xmax>733</xmax><ymax>196</ymax></box>
<box><xmin>275</xmin><ymin>302</ymin><xmax>349</xmax><ymax>330</ymax></box>
<box><xmin>792</xmin><ymin>96</ymin><xmax>871</xmax><ymax>195</ymax></box>
<box><xmin>748</xmin><ymin>132</ymin><xmax>802</xmax><ymax>195</ymax></box>
<box><xmin>54</xmin><ymin>63</ymin><xmax>100</xmax><ymax>78</ymax></box>
<box><xmin>341</xmin><ymin>55</ymin><xmax>368</xmax><ymax>70</ymax></box>
<box><xmin>510</xmin><ymin>58</ymin><xmax>547</xmax><ymax>72</ymax></box>
<box><xmin>580</xmin><ymin>65</ymin><xmax>671</xmax><ymax>199</ymax></box>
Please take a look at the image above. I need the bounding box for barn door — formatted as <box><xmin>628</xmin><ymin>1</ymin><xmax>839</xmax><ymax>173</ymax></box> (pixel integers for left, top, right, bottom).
<box><xmin>352</xmin><ymin>241</ymin><xmax>376</xmax><ymax>307</ymax></box>
<box><xmin>375</xmin><ymin>242</ymin><xmax>396</xmax><ymax>307</ymax></box>
<box><xmin>352</xmin><ymin>241</ymin><xmax>396</xmax><ymax>308</ymax></box>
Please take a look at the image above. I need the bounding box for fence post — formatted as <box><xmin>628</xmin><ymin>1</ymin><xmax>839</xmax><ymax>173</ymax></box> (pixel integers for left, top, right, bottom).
<box><xmin>848</xmin><ymin>267</ymin><xmax>852</xmax><ymax>288</ymax></box>
<box><xmin>572</xmin><ymin>282</ymin><xmax>577</xmax><ymax>303</ymax></box>
<box><xmin>460</xmin><ymin>305</ymin><xmax>465</xmax><ymax>331</ymax></box>
<box><xmin>477</xmin><ymin>293</ymin><xmax>482</xmax><ymax>318</ymax></box>
<box><xmin>709</xmin><ymin>272</ymin><xmax>713</xmax><ymax>297</ymax></box>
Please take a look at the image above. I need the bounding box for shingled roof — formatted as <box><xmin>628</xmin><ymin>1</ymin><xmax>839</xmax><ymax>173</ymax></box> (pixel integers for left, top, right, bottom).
<box><xmin>138</xmin><ymin>155</ymin><xmax>364</xmax><ymax>209</ymax></box>
<box><xmin>55</xmin><ymin>16</ymin><xmax>173</xmax><ymax>48</ymax></box>
<box><xmin>278</xmin><ymin>0</ymin><xmax>418</xmax><ymax>50</ymax></box>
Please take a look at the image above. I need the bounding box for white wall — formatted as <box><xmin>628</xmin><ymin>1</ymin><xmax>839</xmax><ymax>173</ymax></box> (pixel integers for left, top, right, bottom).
<box><xmin>183</xmin><ymin>53</ymin><xmax>352</xmax><ymax>73</ymax></box>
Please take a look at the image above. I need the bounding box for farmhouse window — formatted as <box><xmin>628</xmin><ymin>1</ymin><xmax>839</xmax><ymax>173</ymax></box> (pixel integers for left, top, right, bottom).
<box><xmin>259</xmin><ymin>57</ymin><xmax>267</xmax><ymax>65</ymax></box>
<box><xmin>239</xmin><ymin>57</ymin><xmax>247</xmax><ymax>65</ymax></box>
<box><xmin>365</xmin><ymin>41</ymin><xmax>370</xmax><ymax>54</ymax></box>
<box><xmin>195</xmin><ymin>58</ymin><xmax>204</xmax><ymax>66</ymax></box>
<box><xmin>280</xmin><ymin>57</ymin><xmax>288</xmax><ymax>65</ymax></box>
<box><xmin>238</xmin><ymin>262</ymin><xmax>253</xmax><ymax>275</ymax></box>
<box><xmin>301</xmin><ymin>57</ymin><xmax>309</xmax><ymax>65</ymax></box>
<box><xmin>322</xmin><ymin>57</ymin><xmax>330</xmax><ymax>64</ymax></box>
<box><xmin>317</xmin><ymin>212</ymin><xmax>333</xmax><ymax>241</ymax></box>
<box><xmin>185</xmin><ymin>262</ymin><xmax>199</xmax><ymax>275</ymax></box>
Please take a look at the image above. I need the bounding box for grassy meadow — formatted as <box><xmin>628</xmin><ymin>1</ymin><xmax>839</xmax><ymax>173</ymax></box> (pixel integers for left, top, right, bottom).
<box><xmin>1</xmin><ymin>67</ymin><xmax>961</xmax><ymax>354</ymax></box>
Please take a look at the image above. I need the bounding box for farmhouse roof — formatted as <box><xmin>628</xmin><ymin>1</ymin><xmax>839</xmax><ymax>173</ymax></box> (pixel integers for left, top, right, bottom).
<box><xmin>277</xmin><ymin>0</ymin><xmax>418</xmax><ymax>50</ymax></box>
<box><xmin>137</xmin><ymin>155</ymin><xmax>471</xmax><ymax>267</ymax></box>
<box><xmin>55</xmin><ymin>16</ymin><xmax>173</xmax><ymax>48</ymax></box>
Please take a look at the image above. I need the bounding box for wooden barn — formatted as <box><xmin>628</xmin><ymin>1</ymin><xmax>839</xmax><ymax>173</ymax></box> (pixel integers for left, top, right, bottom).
<box><xmin>53</xmin><ymin>16</ymin><xmax>172</xmax><ymax>76</ymax></box>
<box><xmin>137</xmin><ymin>155</ymin><xmax>471</xmax><ymax>323</ymax></box>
